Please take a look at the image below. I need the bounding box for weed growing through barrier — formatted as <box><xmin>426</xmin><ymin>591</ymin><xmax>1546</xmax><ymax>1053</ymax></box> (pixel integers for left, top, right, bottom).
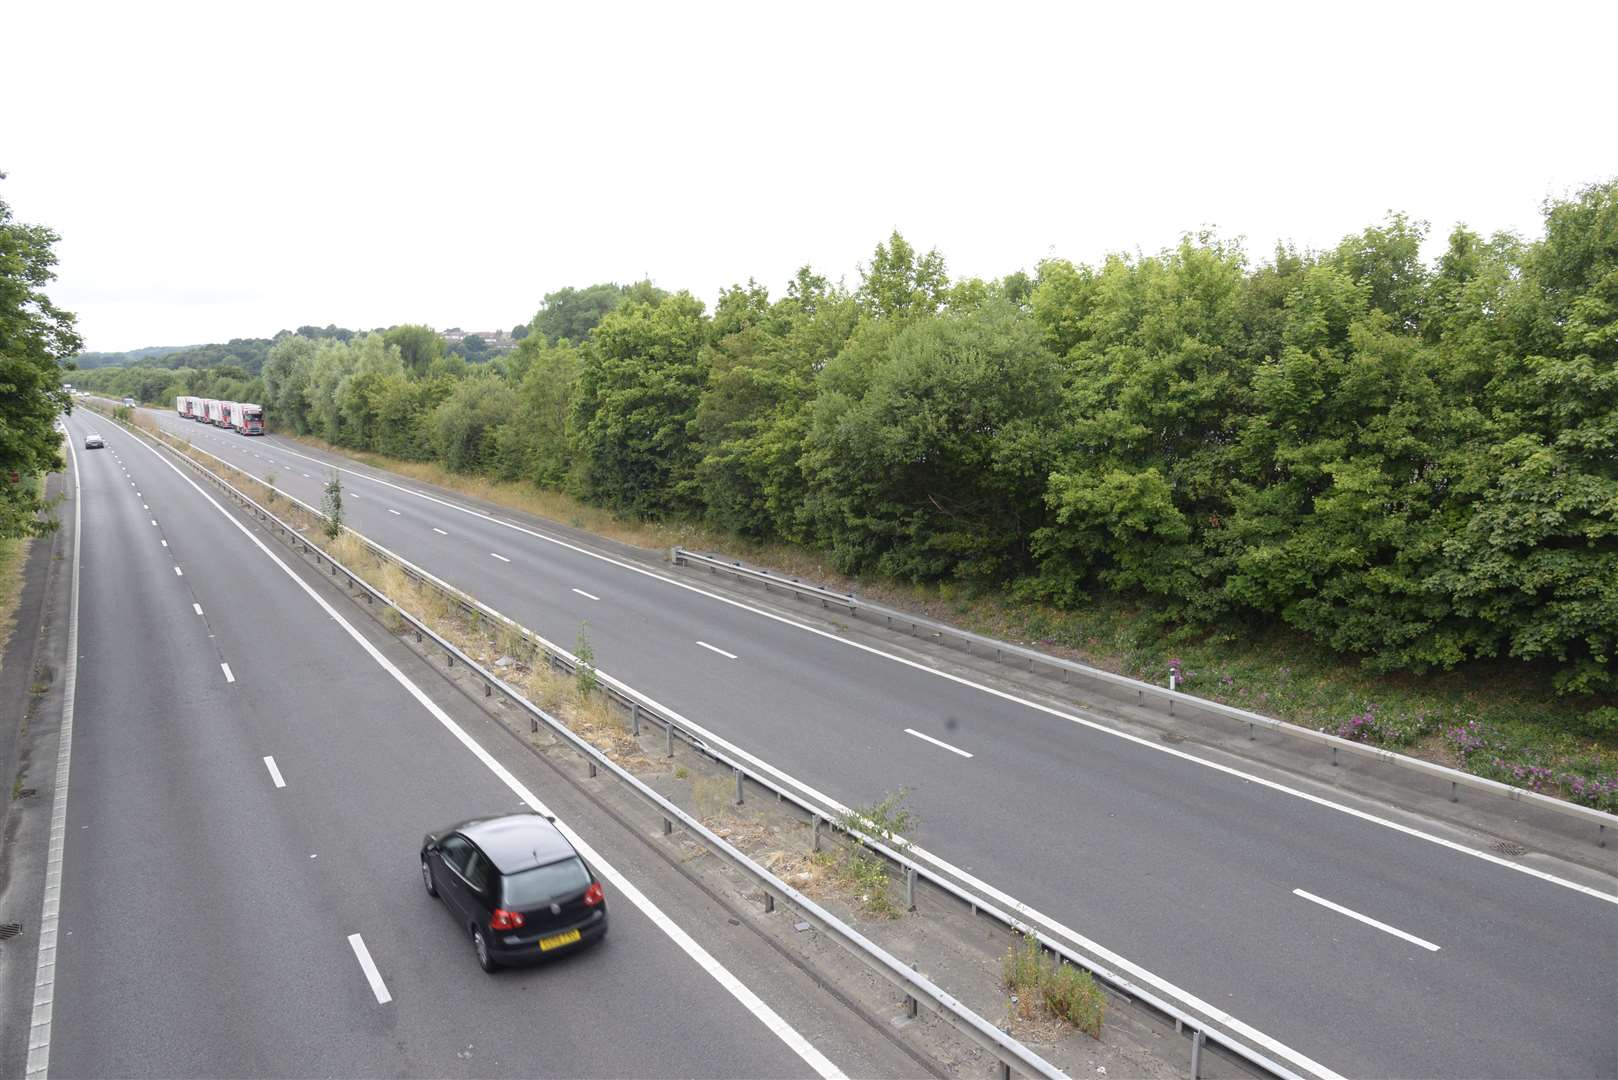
<box><xmin>321</xmin><ymin>473</ymin><xmax>343</xmax><ymax>540</ymax></box>
<box><xmin>575</xmin><ymin>623</ymin><xmax>597</xmax><ymax>695</ymax></box>
<box><xmin>803</xmin><ymin>790</ymin><xmax>919</xmax><ymax>918</ymax></box>
<box><xmin>263</xmin><ymin>471</ymin><xmax>277</xmax><ymax>503</ymax></box>
<box><xmin>1002</xmin><ymin>934</ymin><xmax>1105</xmax><ymax>1038</ymax></box>
<box><xmin>842</xmin><ymin>788</ymin><xmax>916</xmax><ymax>850</ymax></box>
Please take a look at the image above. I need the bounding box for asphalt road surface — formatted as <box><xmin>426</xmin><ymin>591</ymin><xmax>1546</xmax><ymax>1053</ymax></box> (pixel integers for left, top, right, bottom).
<box><xmin>46</xmin><ymin>412</ymin><xmax>841</xmax><ymax>1078</ymax></box>
<box><xmin>141</xmin><ymin>406</ymin><xmax>1618</xmax><ymax>1079</ymax></box>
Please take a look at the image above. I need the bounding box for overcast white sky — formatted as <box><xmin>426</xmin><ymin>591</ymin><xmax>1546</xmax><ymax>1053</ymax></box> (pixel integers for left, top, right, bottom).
<box><xmin>6</xmin><ymin>0</ymin><xmax>1615</xmax><ymax>352</ymax></box>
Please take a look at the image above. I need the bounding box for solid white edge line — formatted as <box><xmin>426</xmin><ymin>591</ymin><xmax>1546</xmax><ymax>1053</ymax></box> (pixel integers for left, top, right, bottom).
<box><xmin>122</xmin><ymin>425</ymin><xmax>842</xmax><ymax>1079</ymax></box>
<box><xmin>173</xmin><ymin>566</ymin><xmax>182</xmax><ymax>576</ymax></box>
<box><xmin>431</xmin><ymin>527</ymin><xmax>447</xmax><ymax>535</ymax></box>
<box><xmin>193</xmin><ymin>603</ymin><xmax>203</xmax><ymax>615</ymax></box>
<box><xmin>263</xmin><ymin>756</ymin><xmax>286</xmax><ymax>788</ymax></box>
<box><xmin>489</xmin><ymin>552</ymin><xmax>510</xmax><ymax>562</ymax></box>
<box><xmin>221</xmin><ymin>663</ymin><xmax>235</xmax><ymax>684</ymax></box>
<box><xmin>572</xmin><ymin>588</ymin><xmax>600</xmax><ymax>601</ymax></box>
<box><xmin>696</xmin><ymin>640</ymin><xmax>738</xmax><ymax>660</ymax></box>
<box><xmin>904</xmin><ymin>728</ymin><xmax>974</xmax><ymax>759</ymax></box>
<box><xmin>346</xmin><ymin>933</ymin><xmax>392</xmax><ymax>1004</ymax></box>
<box><xmin>218</xmin><ymin>430</ymin><xmax>1617</xmax><ymax>907</ymax></box>
<box><xmin>1292</xmin><ymin>889</ymin><xmax>1440</xmax><ymax>952</ymax></box>
<box><xmin>26</xmin><ymin>428</ymin><xmax>82</xmax><ymax>1079</ymax></box>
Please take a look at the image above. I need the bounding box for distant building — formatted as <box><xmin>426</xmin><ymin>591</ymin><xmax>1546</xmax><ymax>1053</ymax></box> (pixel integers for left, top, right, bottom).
<box><xmin>438</xmin><ymin>327</ymin><xmax>516</xmax><ymax>353</ymax></box>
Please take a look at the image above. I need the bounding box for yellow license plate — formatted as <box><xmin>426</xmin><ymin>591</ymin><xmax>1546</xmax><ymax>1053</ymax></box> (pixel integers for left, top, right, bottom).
<box><xmin>538</xmin><ymin>929</ymin><xmax>581</xmax><ymax>951</ymax></box>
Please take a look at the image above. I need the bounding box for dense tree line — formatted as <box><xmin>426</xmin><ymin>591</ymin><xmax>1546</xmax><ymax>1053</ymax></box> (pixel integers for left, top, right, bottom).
<box><xmin>77</xmin><ymin>184</ymin><xmax>1618</xmax><ymax>720</ymax></box>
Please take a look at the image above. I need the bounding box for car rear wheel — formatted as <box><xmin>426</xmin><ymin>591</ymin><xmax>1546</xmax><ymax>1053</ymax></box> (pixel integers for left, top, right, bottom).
<box><xmin>421</xmin><ymin>857</ymin><xmax>437</xmax><ymax>898</ymax></box>
<box><xmin>472</xmin><ymin>927</ymin><xmax>497</xmax><ymax>972</ymax></box>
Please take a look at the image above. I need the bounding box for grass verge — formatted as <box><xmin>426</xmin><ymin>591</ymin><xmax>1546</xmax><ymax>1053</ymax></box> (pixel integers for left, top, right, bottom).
<box><xmin>0</xmin><ymin>475</ymin><xmax>45</xmax><ymax>679</ymax></box>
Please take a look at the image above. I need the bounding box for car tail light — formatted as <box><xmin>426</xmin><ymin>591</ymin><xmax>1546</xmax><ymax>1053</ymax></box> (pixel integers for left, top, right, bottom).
<box><xmin>490</xmin><ymin>907</ymin><xmax>525</xmax><ymax>930</ymax></box>
<box><xmin>583</xmin><ymin>881</ymin><xmax>604</xmax><ymax>907</ymax></box>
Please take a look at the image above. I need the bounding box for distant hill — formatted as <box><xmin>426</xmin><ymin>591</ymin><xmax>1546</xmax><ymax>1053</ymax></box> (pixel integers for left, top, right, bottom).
<box><xmin>73</xmin><ymin>345</ymin><xmax>195</xmax><ymax>369</ymax></box>
<box><xmin>70</xmin><ymin>325</ymin><xmax>360</xmax><ymax>375</ymax></box>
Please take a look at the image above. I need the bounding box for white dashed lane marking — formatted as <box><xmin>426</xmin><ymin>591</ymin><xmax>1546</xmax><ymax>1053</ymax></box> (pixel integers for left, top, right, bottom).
<box><xmin>221</xmin><ymin>663</ymin><xmax>236</xmax><ymax>684</ymax></box>
<box><xmin>490</xmin><ymin>552</ymin><xmax>510</xmax><ymax>563</ymax></box>
<box><xmin>904</xmin><ymin>728</ymin><xmax>974</xmax><ymax>759</ymax></box>
<box><xmin>347</xmin><ymin>934</ymin><xmax>392</xmax><ymax>1004</ymax></box>
<box><xmin>432</xmin><ymin>527</ymin><xmax>447</xmax><ymax>535</ymax></box>
<box><xmin>263</xmin><ymin>756</ymin><xmax>286</xmax><ymax>788</ymax></box>
<box><xmin>572</xmin><ymin>588</ymin><xmax>600</xmax><ymax>601</ymax></box>
<box><xmin>696</xmin><ymin>641</ymin><xmax>737</xmax><ymax>660</ymax></box>
<box><xmin>193</xmin><ymin>603</ymin><xmax>203</xmax><ymax>615</ymax></box>
<box><xmin>1292</xmin><ymin>889</ymin><xmax>1440</xmax><ymax>952</ymax></box>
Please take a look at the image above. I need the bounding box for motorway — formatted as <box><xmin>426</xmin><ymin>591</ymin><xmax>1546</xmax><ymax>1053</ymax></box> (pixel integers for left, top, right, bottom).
<box><xmin>139</xmin><ymin>405</ymin><xmax>1618</xmax><ymax>1079</ymax></box>
<box><xmin>39</xmin><ymin>410</ymin><xmax>851</xmax><ymax>1077</ymax></box>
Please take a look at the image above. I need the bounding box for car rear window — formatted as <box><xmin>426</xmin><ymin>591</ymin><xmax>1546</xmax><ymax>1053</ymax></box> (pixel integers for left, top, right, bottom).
<box><xmin>502</xmin><ymin>856</ymin><xmax>590</xmax><ymax>906</ymax></box>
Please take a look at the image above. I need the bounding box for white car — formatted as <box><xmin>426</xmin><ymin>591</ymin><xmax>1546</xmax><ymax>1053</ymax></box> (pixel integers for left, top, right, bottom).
<box><xmin>84</xmin><ymin>433</ymin><xmax>104</xmax><ymax>449</ymax></box>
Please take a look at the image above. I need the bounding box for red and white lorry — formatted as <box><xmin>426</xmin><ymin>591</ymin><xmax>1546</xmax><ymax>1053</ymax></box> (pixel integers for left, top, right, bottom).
<box><xmin>237</xmin><ymin>403</ymin><xmax>265</xmax><ymax>435</ymax></box>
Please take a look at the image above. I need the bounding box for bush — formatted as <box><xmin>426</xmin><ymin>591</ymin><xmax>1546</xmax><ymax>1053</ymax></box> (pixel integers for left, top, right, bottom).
<box><xmin>1002</xmin><ymin>934</ymin><xmax>1105</xmax><ymax>1037</ymax></box>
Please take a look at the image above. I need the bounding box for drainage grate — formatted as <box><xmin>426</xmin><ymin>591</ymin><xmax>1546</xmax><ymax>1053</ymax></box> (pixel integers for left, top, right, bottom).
<box><xmin>17</xmin><ymin>788</ymin><xmax>36</xmax><ymax>799</ymax></box>
<box><xmin>1494</xmin><ymin>840</ymin><xmax>1528</xmax><ymax>858</ymax></box>
<box><xmin>1159</xmin><ymin>731</ymin><xmax>1186</xmax><ymax>744</ymax></box>
<box><xmin>0</xmin><ymin>923</ymin><xmax>22</xmax><ymax>941</ymax></box>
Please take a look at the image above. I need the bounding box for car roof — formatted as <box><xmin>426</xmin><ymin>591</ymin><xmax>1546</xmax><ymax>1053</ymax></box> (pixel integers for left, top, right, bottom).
<box><xmin>457</xmin><ymin>813</ymin><xmax>576</xmax><ymax>874</ymax></box>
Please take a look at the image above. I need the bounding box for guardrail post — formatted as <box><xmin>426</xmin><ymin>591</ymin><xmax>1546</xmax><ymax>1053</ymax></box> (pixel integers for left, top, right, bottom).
<box><xmin>665</xmin><ymin>721</ymin><xmax>674</xmax><ymax>758</ymax></box>
<box><xmin>734</xmin><ymin>768</ymin><xmax>744</xmax><ymax>806</ymax></box>
<box><xmin>996</xmin><ymin>1061</ymin><xmax>1010</xmax><ymax>1080</ymax></box>
<box><xmin>1332</xmin><ymin>746</ymin><xmax>1339</xmax><ymax>767</ymax></box>
<box><xmin>588</xmin><ymin>758</ymin><xmax>597</xmax><ymax>778</ymax></box>
<box><xmin>762</xmin><ymin>891</ymin><xmax>774</xmax><ymax>914</ymax></box>
<box><xmin>446</xmin><ymin>651</ymin><xmax>453</xmax><ymax>668</ymax></box>
<box><xmin>1191</xmin><ymin>1027</ymin><xmax>1205</xmax><ymax>1079</ymax></box>
<box><xmin>905</xmin><ymin>867</ymin><xmax>917</xmax><ymax>912</ymax></box>
<box><xmin>483</xmin><ymin>681</ymin><xmax>491</xmax><ymax>697</ymax></box>
<box><xmin>1451</xmin><ymin>780</ymin><xmax>1458</xmax><ymax>802</ymax></box>
<box><xmin>812</xmin><ymin>815</ymin><xmax>822</xmax><ymax>852</ymax></box>
<box><xmin>630</xmin><ymin>701</ymin><xmax>641</xmax><ymax>735</ymax></box>
<box><xmin>662</xmin><ymin>816</ymin><xmax>672</xmax><ymax>836</ymax></box>
<box><xmin>1601</xmin><ymin>824</ymin><xmax>1607</xmax><ymax>848</ymax></box>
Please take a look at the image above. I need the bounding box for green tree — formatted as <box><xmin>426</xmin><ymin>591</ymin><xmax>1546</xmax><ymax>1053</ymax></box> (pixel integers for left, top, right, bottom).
<box><xmin>429</xmin><ymin>374</ymin><xmax>518</xmax><ymax>473</ymax></box>
<box><xmin>573</xmin><ymin>292</ymin><xmax>707</xmax><ymax>516</ymax></box>
<box><xmin>0</xmin><ymin>176</ymin><xmax>80</xmax><ymax>537</ymax></box>
<box><xmin>531</xmin><ymin>283</ymin><xmax>627</xmax><ymax>344</ymax></box>
<box><xmin>857</xmin><ymin>231</ymin><xmax>949</xmax><ymax>320</ymax></box>
<box><xmin>801</xmin><ymin>299</ymin><xmax>1063</xmax><ymax>579</ymax></box>
<box><xmin>382</xmin><ymin>324</ymin><xmax>445</xmax><ymax>375</ymax></box>
<box><xmin>1431</xmin><ymin>181</ymin><xmax>1618</xmax><ymax>694</ymax></box>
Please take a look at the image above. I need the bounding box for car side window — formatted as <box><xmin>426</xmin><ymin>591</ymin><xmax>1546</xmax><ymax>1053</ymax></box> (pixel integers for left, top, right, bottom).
<box><xmin>439</xmin><ymin>835</ymin><xmax>473</xmax><ymax>875</ymax></box>
<box><xmin>464</xmin><ymin>852</ymin><xmax>489</xmax><ymax>893</ymax></box>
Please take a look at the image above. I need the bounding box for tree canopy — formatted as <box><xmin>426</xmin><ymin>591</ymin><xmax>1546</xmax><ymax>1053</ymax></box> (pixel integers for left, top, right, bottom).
<box><xmin>0</xmin><ymin>175</ymin><xmax>81</xmax><ymax>537</ymax></box>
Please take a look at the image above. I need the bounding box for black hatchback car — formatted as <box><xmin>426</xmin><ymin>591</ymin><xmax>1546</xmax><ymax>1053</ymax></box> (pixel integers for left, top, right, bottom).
<box><xmin>421</xmin><ymin>813</ymin><xmax>608</xmax><ymax>971</ymax></box>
